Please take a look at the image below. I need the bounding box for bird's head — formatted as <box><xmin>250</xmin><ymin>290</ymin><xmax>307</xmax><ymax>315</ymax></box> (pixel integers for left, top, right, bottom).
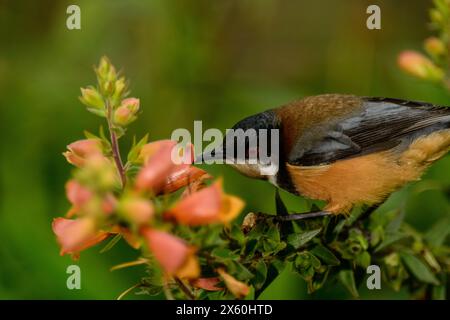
<box><xmin>199</xmin><ymin>110</ymin><xmax>280</xmax><ymax>179</ymax></box>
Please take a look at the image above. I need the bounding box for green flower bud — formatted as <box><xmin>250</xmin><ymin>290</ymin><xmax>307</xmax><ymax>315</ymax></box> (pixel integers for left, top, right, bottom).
<box><xmin>112</xmin><ymin>77</ymin><xmax>127</xmax><ymax>103</ymax></box>
<box><xmin>96</xmin><ymin>56</ymin><xmax>117</xmax><ymax>96</ymax></box>
<box><xmin>79</xmin><ymin>87</ymin><xmax>104</xmax><ymax>109</ymax></box>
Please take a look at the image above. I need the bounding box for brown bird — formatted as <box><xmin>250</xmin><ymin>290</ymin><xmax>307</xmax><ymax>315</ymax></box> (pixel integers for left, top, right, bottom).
<box><xmin>202</xmin><ymin>94</ymin><xmax>450</xmax><ymax>219</ymax></box>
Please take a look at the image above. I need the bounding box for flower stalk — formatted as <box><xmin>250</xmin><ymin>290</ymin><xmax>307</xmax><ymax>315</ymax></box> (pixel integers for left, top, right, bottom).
<box><xmin>105</xmin><ymin>99</ymin><xmax>126</xmax><ymax>188</ymax></box>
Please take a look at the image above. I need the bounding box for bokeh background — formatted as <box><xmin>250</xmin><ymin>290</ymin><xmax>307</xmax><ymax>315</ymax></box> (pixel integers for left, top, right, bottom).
<box><xmin>0</xmin><ymin>0</ymin><xmax>449</xmax><ymax>299</ymax></box>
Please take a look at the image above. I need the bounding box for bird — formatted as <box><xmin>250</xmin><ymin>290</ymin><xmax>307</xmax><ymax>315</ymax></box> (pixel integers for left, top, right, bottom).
<box><xmin>200</xmin><ymin>94</ymin><xmax>450</xmax><ymax>219</ymax></box>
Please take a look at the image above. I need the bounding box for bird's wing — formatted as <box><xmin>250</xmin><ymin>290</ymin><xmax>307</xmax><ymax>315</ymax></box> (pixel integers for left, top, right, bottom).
<box><xmin>288</xmin><ymin>97</ymin><xmax>450</xmax><ymax>166</ymax></box>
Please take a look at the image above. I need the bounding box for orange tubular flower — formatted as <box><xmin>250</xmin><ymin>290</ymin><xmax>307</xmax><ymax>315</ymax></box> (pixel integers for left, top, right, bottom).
<box><xmin>136</xmin><ymin>140</ymin><xmax>210</xmax><ymax>195</ymax></box>
<box><xmin>138</xmin><ymin>140</ymin><xmax>177</xmax><ymax>164</ymax></box>
<box><xmin>65</xmin><ymin>180</ymin><xmax>93</xmax><ymax>217</ymax></box>
<box><xmin>164</xmin><ymin>180</ymin><xmax>244</xmax><ymax>226</ymax></box>
<box><xmin>218</xmin><ymin>268</ymin><xmax>250</xmax><ymax>299</ymax></box>
<box><xmin>141</xmin><ymin>228</ymin><xmax>199</xmax><ymax>279</ymax></box>
<box><xmin>52</xmin><ymin>217</ymin><xmax>109</xmax><ymax>258</ymax></box>
<box><xmin>135</xmin><ymin>141</ymin><xmax>178</xmax><ymax>193</ymax></box>
<box><xmin>63</xmin><ymin>139</ymin><xmax>103</xmax><ymax>167</ymax></box>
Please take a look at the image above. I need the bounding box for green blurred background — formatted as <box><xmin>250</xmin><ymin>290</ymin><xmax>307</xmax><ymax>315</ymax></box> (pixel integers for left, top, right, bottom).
<box><xmin>0</xmin><ymin>0</ymin><xmax>449</xmax><ymax>299</ymax></box>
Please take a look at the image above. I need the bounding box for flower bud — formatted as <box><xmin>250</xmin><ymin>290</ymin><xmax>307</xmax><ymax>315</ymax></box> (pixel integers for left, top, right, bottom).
<box><xmin>112</xmin><ymin>77</ymin><xmax>127</xmax><ymax>103</ymax></box>
<box><xmin>79</xmin><ymin>87</ymin><xmax>104</xmax><ymax>109</ymax></box>
<box><xmin>119</xmin><ymin>197</ymin><xmax>154</xmax><ymax>225</ymax></box>
<box><xmin>97</xmin><ymin>56</ymin><xmax>110</xmax><ymax>78</ymax></box>
<box><xmin>121</xmin><ymin>97</ymin><xmax>140</xmax><ymax>113</ymax></box>
<box><xmin>63</xmin><ymin>139</ymin><xmax>103</xmax><ymax>167</ymax></box>
<box><xmin>113</xmin><ymin>106</ymin><xmax>135</xmax><ymax>126</ymax></box>
<box><xmin>424</xmin><ymin>37</ymin><xmax>446</xmax><ymax>58</ymax></box>
<box><xmin>113</xmin><ymin>98</ymin><xmax>140</xmax><ymax>126</ymax></box>
<box><xmin>96</xmin><ymin>56</ymin><xmax>117</xmax><ymax>96</ymax></box>
<box><xmin>398</xmin><ymin>50</ymin><xmax>444</xmax><ymax>81</ymax></box>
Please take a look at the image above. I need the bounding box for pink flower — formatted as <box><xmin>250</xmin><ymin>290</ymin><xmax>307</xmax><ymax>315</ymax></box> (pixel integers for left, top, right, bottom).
<box><xmin>138</xmin><ymin>140</ymin><xmax>177</xmax><ymax>164</ymax></box>
<box><xmin>63</xmin><ymin>139</ymin><xmax>103</xmax><ymax>167</ymax></box>
<box><xmin>135</xmin><ymin>140</ymin><xmax>210</xmax><ymax>195</ymax></box>
<box><xmin>141</xmin><ymin>228</ymin><xmax>199</xmax><ymax>279</ymax></box>
<box><xmin>135</xmin><ymin>142</ymin><xmax>177</xmax><ymax>193</ymax></box>
<box><xmin>398</xmin><ymin>50</ymin><xmax>444</xmax><ymax>81</ymax></box>
<box><xmin>65</xmin><ymin>180</ymin><xmax>93</xmax><ymax>217</ymax></box>
<box><xmin>52</xmin><ymin>217</ymin><xmax>109</xmax><ymax>258</ymax></box>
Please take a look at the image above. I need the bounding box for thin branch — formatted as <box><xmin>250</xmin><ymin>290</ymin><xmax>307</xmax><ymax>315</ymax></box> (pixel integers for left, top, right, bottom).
<box><xmin>106</xmin><ymin>100</ymin><xmax>127</xmax><ymax>188</ymax></box>
<box><xmin>275</xmin><ymin>211</ymin><xmax>332</xmax><ymax>221</ymax></box>
<box><xmin>162</xmin><ymin>279</ymin><xmax>175</xmax><ymax>300</ymax></box>
<box><xmin>174</xmin><ymin>277</ymin><xmax>195</xmax><ymax>300</ymax></box>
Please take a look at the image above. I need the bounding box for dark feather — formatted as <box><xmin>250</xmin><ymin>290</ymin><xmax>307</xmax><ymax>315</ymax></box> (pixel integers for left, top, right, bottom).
<box><xmin>289</xmin><ymin>97</ymin><xmax>450</xmax><ymax>166</ymax></box>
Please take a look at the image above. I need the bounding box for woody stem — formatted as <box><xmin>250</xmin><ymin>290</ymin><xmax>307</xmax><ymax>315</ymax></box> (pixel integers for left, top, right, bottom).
<box><xmin>106</xmin><ymin>100</ymin><xmax>126</xmax><ymax>188</ymax></box>
<box><xmin>174</xmin><ymin>277</ymin><xmax>195</xmax><ymax>300</ymax></box>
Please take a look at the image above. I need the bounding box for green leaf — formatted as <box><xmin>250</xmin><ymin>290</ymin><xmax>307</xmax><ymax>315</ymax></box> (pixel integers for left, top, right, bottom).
<box><xmin>227</xmin><ymin>261</ymin><xmax>254</xmax><ymax>281</ymax></box>
<box><xmin>127</xmin><ymin>134</ymin><xmax>149</xmax><ymax>163</ymax></box>
<box><xmin>253</xmin><ymin>260</ymin><xmax>268</xmax><ymax>290</ymax></box>
<box><xmin>211</xmin><ymin>247</ymin><xmax>239</xmax><ymax>260</ymax></box>
<box><xmin>386</xmin><ymin>209</ymin><xmax>405</xmax><ymax>234</ymax></box>
<box><xmin>244</xmin><ymin>239</ymin><xmax>258</xmax><ymax>258</ymax></box>
<box><xmin>355</xmin><ymin>251</ymin><xmax>371</xmax><ymax>268</ymax></box>
<box><xmin>310</xmin><ymin>245</ymin><xmax>340</xmax><ymax>266</ymax></box>
<box><xmin>99</xmin><ymin>125</ymin><xmax>108</xmax><ymax>142</ymax></box>
<box><xmin>99</xmin><ymin>234</ymin><xmax>122</xmax><ymax>253</ymax></box>
<box><xmin>432</xmin><ymin>284</ymin><xmax>446</xmax><ymax>300</ymax></box>
<box><xmin>425</xmin><ymin>216</ymin><xmax>450</xmax><ymax>247</ymax></box>
<box><xmin>266</xmin><ymin>224</ymin><xmax>281</xmax><ymax>243</ymax></box>
<box><xmin>375</xmin><ymin>232</ymin><xmax>408</xmax><ymax>253</ymax></box>
<box><xmin>400</xmin><ymin>252</ymin><xmax>440</xmax><ymax>285</ymax></box>
<box><xmin>255</xmin><ymin>259</ymin><xmax>285</xmax><ymax>299</ymax></box>
<box><xmin>275</xmin><ymin>189</ymin><xmax>288</xmax><ymax>216</ymax></box>
<box><xmin>338</xmin><ymin>269</ymin><xmax>359</xmax><ymax>298</ymax></box>
<box><xmin>432</xmin><ymin>273</ymin><xmax>446</xmax><ymax>300</ymax></box>
<box><xmin>262</xmin><ymin>238</ymin><xmax>281</xmax><ymax>254</ymax></box>
<box><xmin>84</xmin><ymin>130</ymin><xmax>100</xmax><ymax>140</ymax></box>
<box><xmin>294</xmin><ymin>252</ymin><xmax>321</xmax><ymax>280</ymax></box>
<box><xmin>287</xmin><ymin>228</ymin><xmax>322</xmax><ymax>249</ymax></box>
<box><xmin>86</xmin><ymin>107</ymin><xmax>106</xmax><ymax>117</ymax></box>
